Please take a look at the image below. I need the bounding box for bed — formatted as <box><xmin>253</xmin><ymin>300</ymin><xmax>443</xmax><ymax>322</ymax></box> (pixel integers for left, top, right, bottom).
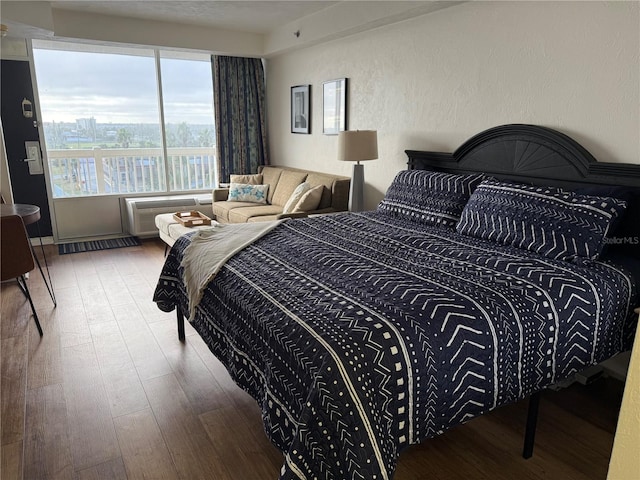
<box><xmin>153</xmin><ymin>124</ymin><xmax>640</xmax><ymax>480</ymax></box>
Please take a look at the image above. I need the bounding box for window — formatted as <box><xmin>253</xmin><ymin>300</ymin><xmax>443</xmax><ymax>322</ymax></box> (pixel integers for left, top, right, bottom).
<box><xmin>160</xmin><ymin>52</ymin><xmax>216</xmax><ymax>191</ymax></box>
<box><xmin>32</xmin><ymin>41</ymin><xmax>216</xmax><ymax>198</ymax></box>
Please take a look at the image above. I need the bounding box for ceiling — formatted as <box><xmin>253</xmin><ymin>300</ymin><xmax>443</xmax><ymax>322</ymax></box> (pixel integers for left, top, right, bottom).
<box><xmin>1</xmin><ymin>1</ymin><xmax>462</xmax><ymax>57</ymax></box>
<box><xmin>52</xmin><ymin>1</ymin><xmax>339</xmax><ymax>35</ymax></box>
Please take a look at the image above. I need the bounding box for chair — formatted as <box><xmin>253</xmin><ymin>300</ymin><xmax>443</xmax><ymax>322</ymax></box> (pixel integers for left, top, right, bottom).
<box><xmin>1</xmin><ymin>214</ymin><xmax>44</xmax><ymax>336</ymax></box>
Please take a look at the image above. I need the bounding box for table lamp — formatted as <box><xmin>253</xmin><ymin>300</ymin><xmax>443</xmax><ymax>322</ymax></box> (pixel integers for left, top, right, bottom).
<box><xmin>337</xmin><ymin>130</ymin><xmax>378</xmax><ymax>212</ymax></box>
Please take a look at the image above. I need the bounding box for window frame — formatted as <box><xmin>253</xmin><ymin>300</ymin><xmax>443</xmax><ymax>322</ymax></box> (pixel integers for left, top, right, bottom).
<box><xmin>31</xmin><ymin>39</ymin><xmax>217</xmax><ymax>199</ymax></box>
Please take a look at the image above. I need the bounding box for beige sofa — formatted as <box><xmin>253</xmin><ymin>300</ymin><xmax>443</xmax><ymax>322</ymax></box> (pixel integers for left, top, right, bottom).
<box><xmin>212</xmin><ymin>165</ymin><xmax>350</xmax><ymax>223</ymax></box>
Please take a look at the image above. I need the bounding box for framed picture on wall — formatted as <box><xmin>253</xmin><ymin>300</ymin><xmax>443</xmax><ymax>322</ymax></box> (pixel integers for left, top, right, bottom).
<box><xmin>322</xmin><ymin>78</ymin><xmax>347</xmax><ymax>135</ymax></box>
<box><xmin>291</xmin><ymin>85</ymin><xmax>310</xmax><ymax>134</ymax></box>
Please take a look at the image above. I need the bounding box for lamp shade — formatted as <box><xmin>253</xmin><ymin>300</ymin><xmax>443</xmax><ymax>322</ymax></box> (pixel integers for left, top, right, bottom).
<box><xmin>337</xmin><ymin>130</ymin><xmax>378</xmax><ymax>162</ymax></box>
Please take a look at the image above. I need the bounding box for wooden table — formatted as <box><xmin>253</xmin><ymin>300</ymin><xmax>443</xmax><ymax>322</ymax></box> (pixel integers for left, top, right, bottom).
<box><xmin>1</xmin><ymin>203</ymin><xmax>41</xmax><ymax>225</ymax></box>
<box><xmin>1</xmin><ymin>203</ymin><xmax>56</xmax><ymax>305</ymax></box>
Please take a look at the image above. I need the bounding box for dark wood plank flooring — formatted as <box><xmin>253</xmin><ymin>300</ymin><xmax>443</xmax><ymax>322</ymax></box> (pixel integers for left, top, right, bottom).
<box><xmin>0</xmin><ymin>239</ymin><xmax>624</xmax><ymax>479</ymax></box>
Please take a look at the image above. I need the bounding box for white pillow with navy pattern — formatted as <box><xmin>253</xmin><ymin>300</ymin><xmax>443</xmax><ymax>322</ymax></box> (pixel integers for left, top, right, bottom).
<box><xmin>456</xmin><ymin>179</ymin><xmax>627</xmax><ymax>261</ymax></box>
<box><xmin>228</xmin><ymin>183</ymin><xmax>268</xmax><ymax>204</ymax></box>
<box><xmin>377</xmin><ymin>170</ymin><xmax>485</xmax><ymax>228</ymax></box>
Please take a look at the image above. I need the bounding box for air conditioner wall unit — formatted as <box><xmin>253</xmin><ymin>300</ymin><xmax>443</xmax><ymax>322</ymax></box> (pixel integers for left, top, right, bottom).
<box><xmin>124</xmin><ymin>195</ymin><xmax>214</xmax><ymax>237</ymax></box>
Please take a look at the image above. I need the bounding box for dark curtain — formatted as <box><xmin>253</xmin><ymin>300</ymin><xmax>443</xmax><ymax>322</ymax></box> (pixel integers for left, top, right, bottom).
<box><xmin>212</xmin><ymin>55</ymin><xmax>268</xmax><ymax>183</ymax></box>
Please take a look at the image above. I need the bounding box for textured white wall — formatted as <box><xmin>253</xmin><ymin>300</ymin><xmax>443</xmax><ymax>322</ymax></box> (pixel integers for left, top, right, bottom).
<box><xmin>266</xmin><ymin>1</ymin><xmax>640</xmax><ymax>210</ymax></box>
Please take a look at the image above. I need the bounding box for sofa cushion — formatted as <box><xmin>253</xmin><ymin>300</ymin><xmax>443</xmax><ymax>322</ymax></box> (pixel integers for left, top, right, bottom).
<box><xmin>230</xmin><ymin>173</ymin><xmax>263</xmax><ymax>185</ymax></box>
<box><xmin>271</xmin><ymin>170</ymin><xmax>308</xmax><ymax>206</ymax></box>
<box><xmin>261</xmin><ymin>167</ymin><xmax>284</xmax><ymax>203</ymax></box>
<box><xmin>247</xmin><ymin>214</ymin><xmax>281</xmax><ymax>223</ymax></box>
<box><xmin>306</xmin><ymin>172</ymin><xmax>338</xmax><ymax>210</ymax></box>
<box><xmin>213</xmin><ymin>201</ymin><xmax>263</xmax><ymax>222</ymax></box>
<box><xmin>283</xmin><ymin>182</ymin><xmax>311</xmax><ymax>214</ymax></box>
<box><xmin>228</xmin><ymin>204</ymin><xmax>284</xmax><ymax>223</ymax></box>
<box><xmin>293</xmin><ymin>185</ymin><xmax>324</xmax><ymax>212</ymax></box>
<box><xmin>228</xmin><ymin>183</ymin><xmax>268</xmax><ymax>203</ymax></box>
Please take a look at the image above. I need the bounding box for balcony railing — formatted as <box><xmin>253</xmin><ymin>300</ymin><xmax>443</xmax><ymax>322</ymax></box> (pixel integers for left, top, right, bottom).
<box><xmin>46</xmin><ymin>147</ymin><xmax>217</xmax><ymax>197</ymax></box>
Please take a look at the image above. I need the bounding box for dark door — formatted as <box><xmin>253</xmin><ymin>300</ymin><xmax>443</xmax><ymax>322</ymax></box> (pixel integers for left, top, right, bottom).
<box><xmin>1</xmin><ymin>59</ymin><xmax>53</xmax><ymax>237</ymax></box>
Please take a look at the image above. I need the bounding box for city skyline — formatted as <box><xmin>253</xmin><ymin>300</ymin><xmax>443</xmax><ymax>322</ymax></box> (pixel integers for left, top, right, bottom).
<box><xmin>42</xmin><ymin>118</ymin><xmax>215</xmax><ymax>149</ymax></box>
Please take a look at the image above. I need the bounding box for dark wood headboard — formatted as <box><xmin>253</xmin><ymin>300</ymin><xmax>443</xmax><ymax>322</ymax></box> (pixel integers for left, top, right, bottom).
<box><xmin>406</xmin><ymin>124</ymin><xmax>640</xmax><ymax>188</ymax></box>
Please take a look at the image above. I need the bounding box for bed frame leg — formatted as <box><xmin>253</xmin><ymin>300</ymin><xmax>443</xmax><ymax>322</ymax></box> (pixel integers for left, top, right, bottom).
<box><xmin>176</xmin><ymin>304</ymin><xmax>185</xmax><ymax>342</ymax></box>
<box><xmin>523</xmin><ymin>391</ymin><xmax>541</xmax><ymax>459</ymax></box>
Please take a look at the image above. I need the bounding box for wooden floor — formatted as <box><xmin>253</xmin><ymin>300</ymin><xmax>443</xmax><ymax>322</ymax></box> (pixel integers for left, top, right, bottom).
<box><xmin>1</xmin><ymin>239</ymin><xmax>624</xmax><ymax>479</ymax></box>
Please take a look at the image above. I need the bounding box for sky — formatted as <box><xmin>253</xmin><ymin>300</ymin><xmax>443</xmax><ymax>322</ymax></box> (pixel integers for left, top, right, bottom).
<box><xmin>32</xmin><ymin>47</ymin><xmax>215</xmax><ymax>125</ymax></box>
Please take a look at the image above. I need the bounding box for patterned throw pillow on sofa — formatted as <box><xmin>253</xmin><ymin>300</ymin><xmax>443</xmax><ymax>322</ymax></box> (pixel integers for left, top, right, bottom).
<box><xmin>228</xmin><ymin>183</ymin><xmax>269</xmax><ymax>204</ymax></box>
<box><xmin>456</xmin><ymin>179</ymin><xmax>627</xmax><ymax>261</ymax></box>
<box><xmin>377</xmin><ymin>170</ymin><xmax>485</xmax><ymax>227</ymax></box>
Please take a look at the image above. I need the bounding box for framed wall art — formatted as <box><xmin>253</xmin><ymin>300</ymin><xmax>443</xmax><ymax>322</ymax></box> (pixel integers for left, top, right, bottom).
<box><xmin>291</xmin><ymin>85</ymin><xmax>310</xmax><ymax>134</ymax></box>
<box><xmin>322</xmin><ymin>78</ymin><xmax>347</xmax><ymax>135</ymax></box>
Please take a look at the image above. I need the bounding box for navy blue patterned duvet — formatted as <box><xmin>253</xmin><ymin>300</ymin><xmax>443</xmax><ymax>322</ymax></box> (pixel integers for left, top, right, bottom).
<box><xmin>153</xmin><ymin>212</ymin><xmax>637</xmax><ymax>480</ymax></box>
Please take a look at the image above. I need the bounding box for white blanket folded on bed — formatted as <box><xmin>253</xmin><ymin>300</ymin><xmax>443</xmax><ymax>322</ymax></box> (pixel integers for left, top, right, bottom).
<box><xmin>181</xmin><ymin>220</ymin><xmax>284</xmax><ymax>320</ymax></box>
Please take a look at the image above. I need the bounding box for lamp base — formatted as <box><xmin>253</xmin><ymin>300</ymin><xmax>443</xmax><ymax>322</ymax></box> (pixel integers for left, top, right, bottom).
<box><xmin>349</xmin><ymin>163</ymin><xmax>364</xmax><ymax>212</ymax></box>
